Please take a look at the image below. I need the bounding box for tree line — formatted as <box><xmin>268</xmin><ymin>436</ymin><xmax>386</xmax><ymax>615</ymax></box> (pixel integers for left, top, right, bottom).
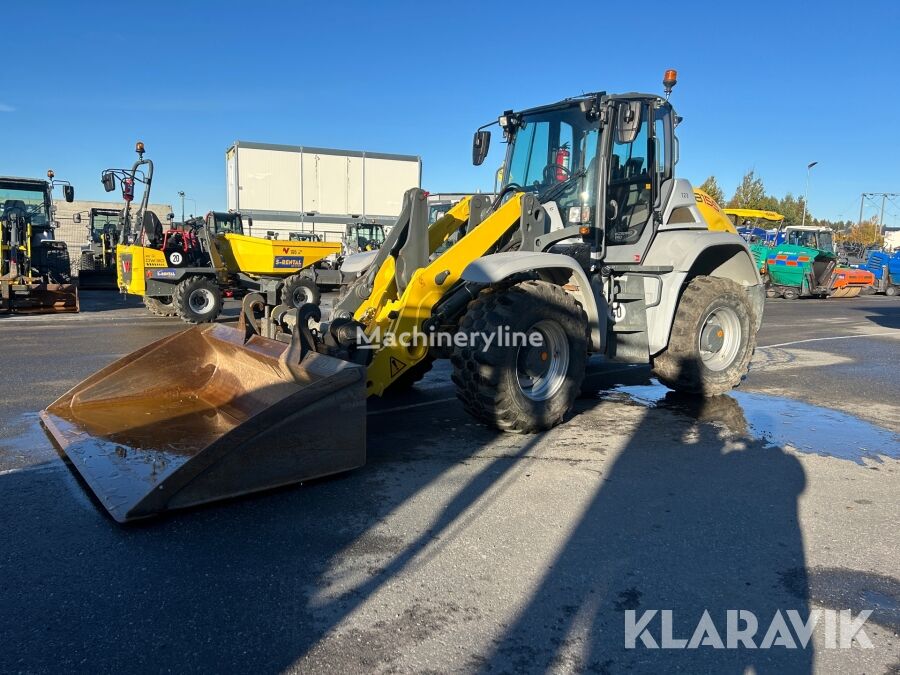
<box><xmin>698</xmin><ymin>171</ymin><xmax>883</xmax><ymax>247</ymax></box>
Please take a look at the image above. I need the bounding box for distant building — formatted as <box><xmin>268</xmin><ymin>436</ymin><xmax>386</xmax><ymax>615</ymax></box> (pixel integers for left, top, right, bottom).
<box><xmin>53</xmin><ymin>199</ymin><xmax>173</xmax><ymax>253</ymax></box>
<box><xmin>884</xmin><ymin>226</ymin><xmax>900</xmax><ymax>251</ymax></box>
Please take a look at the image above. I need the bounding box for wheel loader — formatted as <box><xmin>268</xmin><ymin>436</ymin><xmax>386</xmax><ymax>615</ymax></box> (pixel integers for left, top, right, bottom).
<box><xmin>104</xmin><ymin>143</ymin><xmax>342</xmax><ymax>322</ymax></box>
<box><xmin>42</xmin><ymin>71</ymin><xmax>766</xmax><ymax>522</ymax></box>
<box><xmin>1</xmin><ymin>172</ymin><xmax>79</xmax><ymax>313</ymax></box>
<box><xmin>74</xmin><ymin>207</ymin><xmax>122</xmax><ymax>290</ymax></box>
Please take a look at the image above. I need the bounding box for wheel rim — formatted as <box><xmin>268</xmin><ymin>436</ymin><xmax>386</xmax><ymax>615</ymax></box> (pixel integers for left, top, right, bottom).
<box><xmin>189</xmin><ymin>288</ymin><xmax>215</xmax><ymax>314</ymax></box>
<box><xmin>698</xmin><ymin>306</ymin><xmax>742</xmax><ymax>372</ymax></box>
<box><xmin>516</xmin><ymin>320</ymin><xmax>569</xmax><ymax>401</ymax></box>
<box><xmin>291</xmin><ymin>285</ymin><xmax>314</xmax><ymax>307</ymax></box>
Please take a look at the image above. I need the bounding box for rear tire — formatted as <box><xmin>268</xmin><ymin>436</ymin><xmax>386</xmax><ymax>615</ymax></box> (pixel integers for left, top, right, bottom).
<box><xmin>144</xmin><ymin>295</ymin><xmax>177</xmax><ymax>317</ymax></box>
<box><xmin>172</xmin><ymin>276</ymin><xmax>222</xmax><ymax>323</ymax></box>
<box><xmin>782</xmin><ymin>287</ymin><xmax>800</xmax><ymax>300</ymax></box>
<box><xmin>451</xmin><ymin>280</ymin><xmax>589</xmax><ymax>433</ymax></box>
<box><xmin>886</xmin><ymin>285</ymin><xmax>898</xmax><ymax>297</ymax></box>
<box><xmin>79</xmin><ymin>252</ymin><xmax>96</xmax><ymax>272</ymax></box>
<box><xmin>281</xmin><ymin>275</ymin><xmax>321</xmax><ymax>308</ymax></box>
<box><xmin>651</xmin><ymin>276</ymin><xmax>755</xmax><ymax>396</ymax></box>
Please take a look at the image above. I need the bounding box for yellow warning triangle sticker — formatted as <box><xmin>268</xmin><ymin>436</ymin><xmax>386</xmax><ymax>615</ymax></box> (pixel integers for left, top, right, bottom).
<box><xmin>389</xmin><ymin>356</ymin><xmax>407</xmax><ymax>378</ymax></box>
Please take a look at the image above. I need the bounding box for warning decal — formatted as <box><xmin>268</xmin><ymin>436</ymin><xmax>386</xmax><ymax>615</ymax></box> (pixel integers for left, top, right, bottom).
<box><xmin>389</xmin><ymin>357</ymin><xmax>407</xmax><ymax>378</ymax></box>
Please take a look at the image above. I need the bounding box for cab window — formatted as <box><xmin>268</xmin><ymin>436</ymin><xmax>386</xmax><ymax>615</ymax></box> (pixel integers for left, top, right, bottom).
<box><xmin>606</xmin><ymin>103</ymin><xmax>653</xmax><ymax>246</ymax></box>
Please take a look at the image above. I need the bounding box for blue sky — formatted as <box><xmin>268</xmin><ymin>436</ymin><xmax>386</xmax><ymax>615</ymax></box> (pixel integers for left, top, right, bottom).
<box><xmin>3</xmin><ymin>1</ymin><xmax>898</xmax><ymax>224</ymax></box>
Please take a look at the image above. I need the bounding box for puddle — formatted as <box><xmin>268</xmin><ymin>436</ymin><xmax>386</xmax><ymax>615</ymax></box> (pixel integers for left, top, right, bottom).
<box><xmin>601</xmin><ymin>383</ymin><xmax>900</xmax><ymax>465</ymax></box>
<box><xmin>0</xmin><ymin>413</ymin><xmax>63</xmax><ymax>470</ymax></box>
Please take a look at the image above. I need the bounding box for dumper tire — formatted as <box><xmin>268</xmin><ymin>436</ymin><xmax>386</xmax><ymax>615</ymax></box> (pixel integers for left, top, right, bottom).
<box><xmin>79</xmin><ymin>252</ymin><xmax>96</xmax><ymax>273</ymax></box>
<box><xmin>886</xmin><ymin>285</ymin><xmax>898</xmax><ymax>297</ymax></box>
<box><xmin>782</xmin><ymin>287</ymin><xmax>800</xmax><ymax>300</ymax></box>
<box><xmin>281</xmin><ymin>274</ymin><xmax>321</xmax><ymax>308</ymax></box>
<box><xmin>451</xmin><ymin>281</ymin><xmax>588</xmax><ymax>433</ymax></box>
<box><xmin>144</xmin><ymin>295</ymin><xmax>177</xmax><ymax>317</ymax></box>
<box><xmin>172</xmin><ymin>276</ymin><xmax>222</xmax><ymax>323</ymax></box>
<box><xmin>652</xmin><ymin>276</ymin><xmax>755</xmax><ymax>396</ymax></box>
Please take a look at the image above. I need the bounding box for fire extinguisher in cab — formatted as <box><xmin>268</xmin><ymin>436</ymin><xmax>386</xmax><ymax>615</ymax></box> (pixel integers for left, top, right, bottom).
<box><xmin>555</xmin><ymin>143</ymin><xmax>570</xmax><ymax>181</ymax></box>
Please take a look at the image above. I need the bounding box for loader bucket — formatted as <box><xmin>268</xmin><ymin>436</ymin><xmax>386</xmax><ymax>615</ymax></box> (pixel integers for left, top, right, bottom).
<box><xmin>77</xmin><ymin>268</ymin><xmax>118</xmax><ymax>290</ymax></box>
<box><xmin>0</xmin><ymin>280</ymin><xmax>79</xmax><ymax>313</ymax></box>
<box><xmin>40</xmin><ymin>323</ymin><xmax>366</xmax><ymax>522</ymax></box>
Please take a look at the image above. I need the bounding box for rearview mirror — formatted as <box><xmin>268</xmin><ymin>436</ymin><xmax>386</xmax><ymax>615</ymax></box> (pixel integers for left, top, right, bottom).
<box><xmin>472</xmin><ymin>130</ymin><xmax>491</xmax><ymax>166</ymax></box>
<box><xmin>63</xmin><ymin>185</ymin><xmax>75</xmax><ymax>202</ymax></box>
<box><xmin>615</xmin><ymin>102</ymin><xmax>642</xmax><ymax>145</ymax></box>
<box><xmin>101</xmin><ymin>171</ymin><xmax>116</xmax><ymax>192</ymax></box>
<box><xmin>73</xmin><ymin>212</ymin><xmax>82</xmax><ymax>224</ymax></box>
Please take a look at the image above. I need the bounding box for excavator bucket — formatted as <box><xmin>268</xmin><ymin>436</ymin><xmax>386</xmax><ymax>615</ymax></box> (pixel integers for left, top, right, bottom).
<box><xmin>0</xmin><ymin>279</ymin><xmax>79</xmax><ymax>313</ymax></box>
<box><xmin>40</xmin><ymin>323</ymin><xmax>366</xmax><ymax>522</ymax></box>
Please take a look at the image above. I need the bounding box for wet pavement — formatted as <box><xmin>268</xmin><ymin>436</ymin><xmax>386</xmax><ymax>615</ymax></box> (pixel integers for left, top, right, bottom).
<box><xmin>0</xmin><ymin>291</ymin><xmax>898</xmax><ymax>673</ymax></box>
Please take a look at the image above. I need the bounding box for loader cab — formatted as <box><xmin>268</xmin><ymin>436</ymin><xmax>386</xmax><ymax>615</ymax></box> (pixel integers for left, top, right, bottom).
<box><xmin>489</xmin><ymin>92</ymin><xmax>675</xmax><ymax>261</ymax></box>
<box><xmin>0</xmin><ymin>178</ymin><xmax>56</xmax><ymax>275</ymax></box>
<box><xmin>88</xmin><ymin>208</ymin><xmax>122</xmax><ymax>245</ymax></box>
<box><xmin>209</xmin><ymin>211</ymin><xmax>244</xmax><ymax>236</ymax></box>
<box><xmin>0</xmin><ymin>178</ymin><xmax>53</xmax><ymax>229</ymax></box>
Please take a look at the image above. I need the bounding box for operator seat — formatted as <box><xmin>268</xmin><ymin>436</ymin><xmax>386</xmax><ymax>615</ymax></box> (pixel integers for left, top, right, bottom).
<box><xmin>2</xmin><ymin>200</ymin><xmax>28</xmax><ymax>218</ymax></box>
<box><xmin>143</xmin><ymin>211</ymin><xmax>165</xmax><ymax>248</ymax></box>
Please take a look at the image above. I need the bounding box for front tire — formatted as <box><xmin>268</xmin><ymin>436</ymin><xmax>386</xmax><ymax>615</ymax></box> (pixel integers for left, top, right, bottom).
<box><xmin>885</xmin><ymin>285</ymin><xmax>897</xmax><ymax>297</ymax></box>
<box><xmin>79</xmin><ymin>252</ymin><xmax>96</xmax><ymax>272</ymax></box>
<box><xmin>144</xmin><ymin>295</ymin><xmax>177</xmax><ymax>317</ymax></box>
<box><xmin>172</xmin><ymin>276</ymin><xmax>222</xmax><ymax>323</ymax></box>
<box><xmin>281</xmin><ymin>274</ymin><xmax>321</xmax><ymax>308</ymax></box>
<box><xmin>451</xmin><ymin>281</ymin><xmax>589</xmax><ymax>433</ymax></box>
<box><xmin>652</xmin><ymin>276</ymin><xmax>756</xmax><ymax>396</ymax></box>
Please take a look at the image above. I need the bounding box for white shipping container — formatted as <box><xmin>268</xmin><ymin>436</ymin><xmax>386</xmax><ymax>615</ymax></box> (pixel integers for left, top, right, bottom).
<box><xmin>225</xmin><ymin>141</ymin><xmax>420</xmax><ymax>241</ymax></box>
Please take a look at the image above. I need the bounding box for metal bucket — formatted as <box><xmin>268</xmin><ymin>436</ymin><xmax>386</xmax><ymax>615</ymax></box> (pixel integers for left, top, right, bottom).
<box><xmin>40</xmin><ymin>323</ymin><xmax>366</xmax><ymax>522</ymax></box>
<box><xmin>0</xmin><ymin>279</ymin><xmax>79</xmax><ymax>313</ymax></box>
<box><xmin>77</xmin><ymin>269</ymin><xmax>118</xmax><ymax>291</ymax></box>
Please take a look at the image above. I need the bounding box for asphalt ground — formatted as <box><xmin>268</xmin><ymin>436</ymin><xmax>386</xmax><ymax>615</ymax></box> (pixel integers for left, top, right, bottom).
<box><xmin>0</xmin><ymin>292</ymin><xmax>897</xmax><ymax>673</ymax></box>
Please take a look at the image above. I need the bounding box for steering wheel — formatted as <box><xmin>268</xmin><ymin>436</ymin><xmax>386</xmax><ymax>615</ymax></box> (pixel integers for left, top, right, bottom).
<box><xmin>542</xmin><ymin>162</ymin><xmax>572</xmax><ymax>184</ymax></box>
<box><xmin>495</xmin><ymin>182</ymin><xmax>523</xmax><ymax>206</ymax></box>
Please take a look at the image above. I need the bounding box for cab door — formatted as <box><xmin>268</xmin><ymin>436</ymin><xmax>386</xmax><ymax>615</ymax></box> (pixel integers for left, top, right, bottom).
<box><xmin>601</xmin><ymin>100</ymin><xmax>665</xmax><ymax>265</ymax></box>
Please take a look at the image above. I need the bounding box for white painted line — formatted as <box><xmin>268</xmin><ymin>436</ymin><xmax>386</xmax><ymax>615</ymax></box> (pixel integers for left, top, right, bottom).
<box><xmin>758</xmin><ymin>331</ymin><xmax>899</xmax><ymax>350</ymax></box>
<box><xmin>0</xmin><ymin>315</ymin><xmax>166</xmax><ymax>324</ymax></box>
<box><xmin>368</xmin><ymin>397</ymin><xmax>458</xmax><ymax>415</ymax></box>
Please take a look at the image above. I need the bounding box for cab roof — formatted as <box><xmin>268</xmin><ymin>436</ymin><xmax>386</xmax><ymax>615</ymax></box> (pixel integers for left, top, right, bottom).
<box><xmin>0</xmin><ymin>176</ymin><xmax>50</xmax><ymax>190</ymax></box>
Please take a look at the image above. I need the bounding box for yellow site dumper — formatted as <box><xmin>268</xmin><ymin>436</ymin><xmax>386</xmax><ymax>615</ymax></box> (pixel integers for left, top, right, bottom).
<box><xmin>103</xmin><ymin>144</ymin><xmax>341</xmax><ymax>323</ymax></box>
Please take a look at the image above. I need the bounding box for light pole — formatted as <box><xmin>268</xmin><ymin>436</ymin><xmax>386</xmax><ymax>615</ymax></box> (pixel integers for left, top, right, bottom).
<box><xmin>801</xmin><ymin>161</ymin><xmax>818</xmax><ymax>227</ymax></box>
<box><xmin>177</xmin><ymin>191</ymin><xmax>185</xmax><ymax>223</ymax></box>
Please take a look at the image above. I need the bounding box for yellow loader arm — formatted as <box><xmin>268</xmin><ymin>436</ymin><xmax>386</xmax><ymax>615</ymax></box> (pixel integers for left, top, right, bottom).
<box><xmin>351</xmin><ymin>191</ymin><xmax>524</xmax><ymax>395</ymax></box>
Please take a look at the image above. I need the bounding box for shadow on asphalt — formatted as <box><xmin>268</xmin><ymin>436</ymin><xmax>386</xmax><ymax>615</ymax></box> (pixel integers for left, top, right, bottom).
<box><xmin>851</xmin><ymin>301</ymin><xmax>900</xmax><ymax>329</ymax></box>
<box><xmin>478</xmin><ymin>358</ymin><xmax>813</xmax><ymax>673</ymax></box>
<box><xmin>0</xmin><ymin>360</ymin><xmax>817</xmax><ymax>672</ymax></box>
